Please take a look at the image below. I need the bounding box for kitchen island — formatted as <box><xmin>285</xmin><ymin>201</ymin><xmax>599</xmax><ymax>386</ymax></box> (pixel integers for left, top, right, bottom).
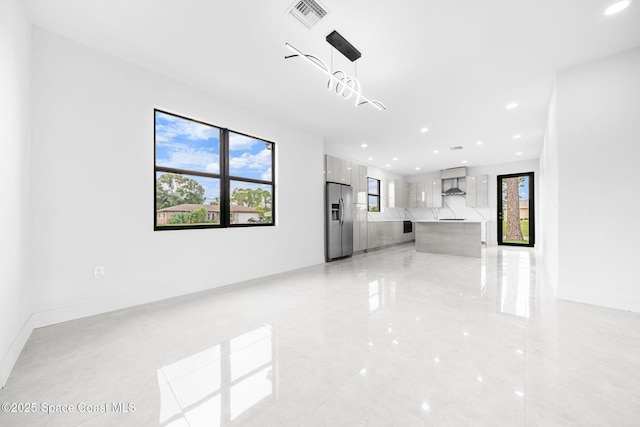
<box><xmin>414</xmin><ymin>220</ymin><xmax>484</xmax><ymax>258</ymax></box>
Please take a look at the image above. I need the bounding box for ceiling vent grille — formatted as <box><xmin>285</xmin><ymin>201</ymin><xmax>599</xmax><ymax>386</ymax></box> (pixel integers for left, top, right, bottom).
<box><xmin>288</xmin><ymin>0</ymin><xmax>328</xmax><ymax>29</ymax></box>
<box><xmin>450</xmin><ymin>146</ymin><xmax>464</xmax><ymax>150</ymax></box>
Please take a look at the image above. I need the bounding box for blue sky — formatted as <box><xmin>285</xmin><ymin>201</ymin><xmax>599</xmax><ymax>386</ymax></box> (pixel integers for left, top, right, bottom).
<box><xmin>519</xmin><ymin>176</ymin><xmax>529</xmax><ymax>200</ymax></box>
<box><xmin>502</xmin><ymin>176</ymin><xmax>529</xmax><ymax>202</ymax></box>
<box><xmin>156</xmin><ymin>112</ymin><xmax>273</xmax><ymax>203</ymax></box>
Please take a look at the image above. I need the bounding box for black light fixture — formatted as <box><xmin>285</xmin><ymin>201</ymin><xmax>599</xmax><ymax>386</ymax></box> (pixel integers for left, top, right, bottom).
<box><xmin>284</xmin><ymin>30</ymin><xmax>385</xmax><ymax>110</ymax></box>
<box><xmin>325</xmin><ymin>30</ymin><xmax>361</xmax><ymax>62</ymax></box>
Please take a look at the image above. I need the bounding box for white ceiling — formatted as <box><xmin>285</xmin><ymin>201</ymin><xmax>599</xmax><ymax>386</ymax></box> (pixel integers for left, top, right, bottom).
<box><xmin>25</xmin><ymin>0</ymin><xmax>640</xmax><ymax>176</ymax></box>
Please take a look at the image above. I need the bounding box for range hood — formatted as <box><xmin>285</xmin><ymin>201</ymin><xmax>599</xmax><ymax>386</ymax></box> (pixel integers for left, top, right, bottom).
<box><xmin>442</xmin><ymin>177</ymin><xmax>465</xmax><ymax>196</ymax></box>
<box><xmin>441</xmin><ymin>167</ymin><xmax>467</xmax><ymax>196</ymax></box>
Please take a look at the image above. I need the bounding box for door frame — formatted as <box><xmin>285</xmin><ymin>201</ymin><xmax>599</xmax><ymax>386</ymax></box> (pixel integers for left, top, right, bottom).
<box><xmin>497</xmin><ymin>172</ymin><xmax>535</xmax><ymax>247</ymax></box>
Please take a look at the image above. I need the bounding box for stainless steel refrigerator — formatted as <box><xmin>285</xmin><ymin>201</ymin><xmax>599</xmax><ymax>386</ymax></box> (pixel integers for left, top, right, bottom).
<box><xmin>326</xmin><ymin>182</ymin><xmax>353</xmax><ymax>261</ymax></box>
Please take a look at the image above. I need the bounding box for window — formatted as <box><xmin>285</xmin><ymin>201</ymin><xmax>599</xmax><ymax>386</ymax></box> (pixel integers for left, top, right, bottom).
<box><xmin>154</xmin><ymin>110</ymin><xmax>275</xmax><ymax>230</ymax></box>
<box><xmin>367</xmin><ymin>177</ymin><xmax>380</xmax><ymax>212</ymax></box>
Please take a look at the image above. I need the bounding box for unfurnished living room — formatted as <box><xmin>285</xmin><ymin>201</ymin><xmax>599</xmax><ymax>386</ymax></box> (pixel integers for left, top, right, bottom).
<box><xmin>1</xmin><ymin>1</ymin><xmax>640</xmax><ymax>426</ymax></box>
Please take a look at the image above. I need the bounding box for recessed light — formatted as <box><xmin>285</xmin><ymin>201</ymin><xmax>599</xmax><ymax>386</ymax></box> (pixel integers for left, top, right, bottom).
<box><xmin>420</xmin><ymin>127</ymin><xmax>429</xmax><ymax>133</ymax></box>
<box><xmin>393</xmin><ymin>157</ymin><xmax>398</xmax><ymax>161</ymax></box>
<box><xmin>513</xmin><ymin>134</ymin><xmax>522</xmax><ymax>140</ymax></box>
<box><xmin>415</xmin><ymin>167</ymin><xmax>421</xmax><ymax>170</ymax></box>
<box><xmin>605</xmin><ymin>0</ymin><xmax>633</xmax><ymax>15</ymax></box>
<box><xmin>367</xmin><ymin>157</ymin><xmax>373</xmax><ymax>161</ymax></box>
<box><xmin>516</xmin><ymin>152</ymin><xmax>523</xmax><ymax>156</ymax></box>
<box><xmin>506</xmin><ymin>102</ymin><xmax>518</xmax><ymax>109</ymax></box>
<box><xmin>433</xmin><ymin>150</ymin><xmax>439</xmax><ymax>154</ymax></box>
<box><xmin>462</xmin><ymin>160</ymin><xmax>468</xmax><ymax>164</ymax></box>
<box><xmin>386</xmin><ymin>164</ymin><xmax>391</xmax><ymax>167</ymax></box>
<box><xmin>361</xmin><ymin>143</ymin><xmax>368</xmax><ymax>148</ymax></box>
<box><xmin>476</xmin><ymin>140</ymin><xmax>483</xmax><ymax>145</ymax></box>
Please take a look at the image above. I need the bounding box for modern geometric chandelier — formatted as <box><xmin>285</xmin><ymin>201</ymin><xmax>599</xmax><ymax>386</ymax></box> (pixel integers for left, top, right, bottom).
<box><xmin>284</xmin><ymin>31</ymin><xmax>386</xmax><ymax>111</ymax></box>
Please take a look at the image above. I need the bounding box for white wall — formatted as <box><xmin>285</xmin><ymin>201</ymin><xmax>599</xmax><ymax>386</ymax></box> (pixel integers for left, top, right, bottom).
<box><xmin>29</xmin><ymin>29</ymin><xmax>325</xmax><ymax>326</ymax></box>
<box><xmin>0</xmin><ymin>0</ymin><xmax>33</xmax><ymax>388</ymax></box>
<box><xmin>407</xmin><ymin>160</ymin><xmax>539</xmax><ymax>247</ymax></box>
<box><xmin>555</xmin><ymin>46</ymin><xmax>640</xmax><ymax>312</ymax></box>
<box><xmin>538</xmin><ymin>85</ymin><xmax>559</xmax><ymax>291</ymax></box>
<box><xmin>365</xmin><ymin>165</ymin><xmax>407</xmax><ymax>221</ymax></box>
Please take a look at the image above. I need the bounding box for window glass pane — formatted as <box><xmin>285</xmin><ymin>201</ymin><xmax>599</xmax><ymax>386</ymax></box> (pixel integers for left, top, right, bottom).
<box><xmin>368</xmin><ymin>195</ymin><xmax>379</xmax><ymax>212</ymax></box>
<box><xmin>229</xmin><ymin>132</ymin><xmax>273</xmax><ymax>180</ymax></box>
<box><xmin>155</xmin><ymin>111</ymin><xmax>220</xmax><ymax>174</ymax></box>
<box><xmin>230</xmin><ymin>181</ymin><xmax>273</xmax><ymax>224</ymax></box>
<box><xmin>368</xmin><ymin>178</ymin><xmax>379</xmax><ymax>195</ymax></box>
<box><xmin>156</xmin><ymin>172</ymin><xmax>221</xmax><ymax>226</ymax></box>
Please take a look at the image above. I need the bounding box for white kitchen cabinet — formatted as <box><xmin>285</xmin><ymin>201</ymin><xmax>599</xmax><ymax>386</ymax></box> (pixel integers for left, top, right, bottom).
<box><xmin>367</xmin><ymin>221</ymin><xmax>414</xmax><ymax>249</ymax></box>
<box><xmin>426</xmin><ymin>179</ymin><xmax>442</xmax><ymax>208</ymax></box>
<box><xmin>349</xmin><ymin>161</ymin><xmax>368</xmax><ymax>252</ymax></box>
<box><xmin>386</xmin><ymin>178</ymin><xmax>407</xmax><ymax>208</ymax></box>
<box><xmin>476</xmin><ymin>174</ymin><xmax>489</xmax><ymax>208</ymax></box>
<box><xmin>352</xmin><ymin>205</ymin><xmax>368</xmax><ymax>252</ymax></box>
<box><xmin>416</xmin><ymin>181</ymin><xmax>426</xmax><ymax>208</ymax></box>
<box><xmin>465</xmin><ymin>174</ymin><xmax>489</xmax><ymax>208</ymax></box>
<box><xmin>408</xmin><ymin>182</ymin><xmax>417</xmax><ymax>208</ymax></box>
<box><xmin>325</xmin><ymin>154</ymin><xmax>351</xmax><ymax>184</ymax></box>
<box><xmin>465</xmin><ymin>176</ymin><xmax>477</xmax><ymax>207</ymax></box>
<box><xmin>350</xmin><ymin>162</ymin><xmax>368</xmax><ymax>205</ymax></box>
<box><xmin>396</xmin><ymin>179</ymin><xmax>406</xmax><ymax>207</ymax></box>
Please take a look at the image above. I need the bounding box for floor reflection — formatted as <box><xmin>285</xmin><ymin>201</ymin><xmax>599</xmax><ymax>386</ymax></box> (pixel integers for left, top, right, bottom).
<box><xmin>159</xmin><ymin>325</ymin><xmax>276</xmax><ymax>426</ymax></box>
<box><xmin>368</xmin><ymin>278</ymin><xmax>397</xmax><ymax>312</ymax></box>
<box><xmin>497</xmin><ymin>248</ymin><xmax>535</xmax><ymax>318</ymax></box>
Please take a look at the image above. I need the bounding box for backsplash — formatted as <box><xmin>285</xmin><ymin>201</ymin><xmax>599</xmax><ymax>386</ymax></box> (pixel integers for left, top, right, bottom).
<box><xmin>367</xmin><ymin>196</ymin><xmax>490</xmax><ymax>222</ymax></box>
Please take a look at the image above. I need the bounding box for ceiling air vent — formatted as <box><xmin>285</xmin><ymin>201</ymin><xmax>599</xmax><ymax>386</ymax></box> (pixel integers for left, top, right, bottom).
<box><xmin>450</xmin><ymin>146</ymin><xmax>464</xmax><ymax>151</ymax></box>
<box><xmin>288</xmin><ymin>0</ymin><xmax>328</xmax><ymax>29</ymax></box>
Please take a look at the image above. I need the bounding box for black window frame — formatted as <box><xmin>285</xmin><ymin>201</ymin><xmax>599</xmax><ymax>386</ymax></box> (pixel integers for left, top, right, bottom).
<box><xmin>367</xmin><ymin>177</ymin><xmax>380</xmax><ymax>212</ymax></box>
<box><xmin>154</xmin><ymin>109</ymin><xmax>275</xmax><ymax>231</ymax></box>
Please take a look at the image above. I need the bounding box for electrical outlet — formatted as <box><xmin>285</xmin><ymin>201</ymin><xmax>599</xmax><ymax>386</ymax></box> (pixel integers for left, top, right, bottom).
<box><xmin>93</xmin><ymin>266</ymin><xmax>105</xmax><ymax>279</ymax></box>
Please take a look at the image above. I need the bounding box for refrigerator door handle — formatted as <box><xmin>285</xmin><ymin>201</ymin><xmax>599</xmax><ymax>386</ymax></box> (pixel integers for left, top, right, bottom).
<box><xmin>339</xmin><ymin>197</ymin><xmax>344</xmax><ymax>225</ymax></box>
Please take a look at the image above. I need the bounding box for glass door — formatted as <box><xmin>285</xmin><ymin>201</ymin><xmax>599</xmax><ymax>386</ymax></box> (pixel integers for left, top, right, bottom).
<box><xmin>497</xmin><ymin>172</ymin><xmax>534</xmax><ymax>247</ymax></box>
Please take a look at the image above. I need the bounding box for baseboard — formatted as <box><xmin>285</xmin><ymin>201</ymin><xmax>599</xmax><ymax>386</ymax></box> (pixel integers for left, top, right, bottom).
<box><xmin>364</xmin><ymin>240</ymin><xmax>415</xmax><ymax>253</ymax></box>
<box><xmin>557</xmin><ymin>287</ymin><xmax>640</xmax><ymax>313</ymax></box>
<box><xmin>0</xmin><ymin>315</ymin><xmax>35</xmax><ymax>389</ymax></box>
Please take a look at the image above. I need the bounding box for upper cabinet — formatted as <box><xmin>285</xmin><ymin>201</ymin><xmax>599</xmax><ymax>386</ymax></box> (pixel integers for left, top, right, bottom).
<box><xmin>325</xmin><ymin>154</ymin><xmax>351</xmax><ymax>185</ymax></box>
<box><xmin>427</xmin><ymin>179</ymin><xmax>443</xmax><ymax>208</ymax></box>
<box><xmin>350</xmin><ymin>162</ymin><xmax>368</xmax><ymax>205</ymax></box>
<box><xmin>465</xmin><ymin>174</ymin><xmax>489</xmax><ymax>208</ymax></box>
<box><xmin>416</xmin><ymin>181</ymin><xmax>426</xmax><ymax>208</ymax></box>
<box><xmin>465</xmin><ymin>176</ymin><xmax>477</xmax><ymax>206</ymax></box>
<box><xmin>406</xmin><ymin>179</ymin><xmax>442</xmax><ymax>208</ymax></box>
<box><xmin>407</xmin><ymin>182</ymin><xmax>417</xmax><ymax>208</ymax></box>
<box><xmin>386</xmin><ymin>178</ymin><xmax>407</xmax><ymax>208</ymax></box>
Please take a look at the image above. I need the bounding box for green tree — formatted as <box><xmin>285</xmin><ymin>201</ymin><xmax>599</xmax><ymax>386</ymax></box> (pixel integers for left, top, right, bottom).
<box><xmin>504</xmin><ymin>177</ymin><xmax>525</xmax><ymax>241</ymax></box>
<box><xmin>169</xmin><ymin>212</ymin><xmax>189</xmax><ymax>225</ymax></box>
<box><xmin>156</xmin><ymin>174</ymin><xmax>205</xmax><ymax>209</ymax></box>
<box><xmin>168</xmin><ymin>208</ymin><xmax>208</xmax><ymax>225</ymax></box>
<box><xmin>188</xmin><ymin>208</ymin><xmax>207</xmax><ymax>224</ymax></box>
<box><xmin>231</xmin><ymin>188</ymin><xmax>272</xmax><ymax>217</ymax></box>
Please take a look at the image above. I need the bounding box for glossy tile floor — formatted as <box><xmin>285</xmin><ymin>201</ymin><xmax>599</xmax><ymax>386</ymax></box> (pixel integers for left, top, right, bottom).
<box><xmin>1</xmin><ymin>244</ymin><xmax>639</xmax><ymax>426</ymax></box>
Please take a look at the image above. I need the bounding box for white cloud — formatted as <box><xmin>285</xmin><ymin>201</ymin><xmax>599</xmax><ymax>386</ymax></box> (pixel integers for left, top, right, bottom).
<box><xmin>229</xmin><ymin>133</ymin><xmax>258</xmax><ymax>150</ymax></box>
<box><xmin>261</xmin><ymin>167</ymin><xmax>272</xmax><ymax>181</ymax></box>
<box><xmin>206</xmin><ymin>162</ymin><xmax>220</xmax><ymax>174</ymax></box>
<box><xmin>229</xmin><ymin>148</ymin><xmax>271</xmax><ymax>174</ymax></box>
<box><xmin>156</xmin><ymin>113</ymin><xmax>219</xmax><ymax>144</ymax></box>
<box><xmin>157</xmin><ymin>144</ymin><xmax>219</xmax><ymax>172</ymax></box>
